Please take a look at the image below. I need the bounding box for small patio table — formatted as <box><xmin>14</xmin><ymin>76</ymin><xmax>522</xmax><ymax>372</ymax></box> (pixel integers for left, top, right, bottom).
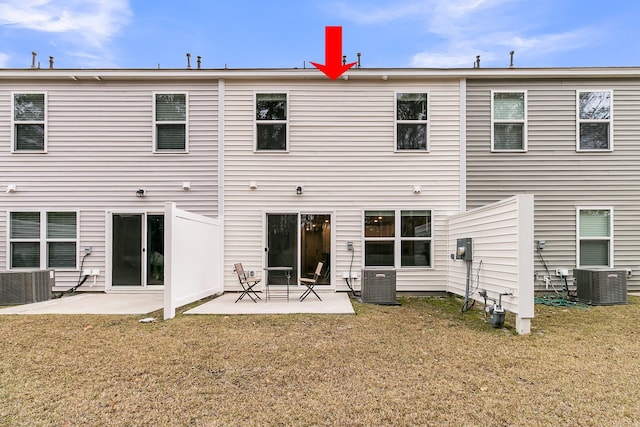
<box><xmin>263</xmin><ymin>266</ymin><xmax>293</xmax><ymax>301</ymax></box>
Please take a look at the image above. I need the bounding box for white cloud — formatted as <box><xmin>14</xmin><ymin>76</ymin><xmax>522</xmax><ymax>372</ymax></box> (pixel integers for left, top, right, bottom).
<box><xmin>332</xmin><ymin>0</ymin><xmax>596</xmax><ymax>67</ymax></box>
<box><xmin>330</xmin><ymin>2</ymin><xmax>429</xmax><ymax>24</ymax></box>
<box><xmin>0</xmin><ymin>53</ymin><xmax>9</xmax><ymax>67</ymax></box>
<box><xmin>0</xmin><ymin>0</ymin><xmax>131</xmax><ymax>65</ymax></box>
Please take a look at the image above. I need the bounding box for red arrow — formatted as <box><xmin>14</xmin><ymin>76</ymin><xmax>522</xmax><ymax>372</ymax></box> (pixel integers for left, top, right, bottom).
<box><xmin>311</xmin><ymin>26</ymin><xmax>357</xmax><ymax>80</ymax></box>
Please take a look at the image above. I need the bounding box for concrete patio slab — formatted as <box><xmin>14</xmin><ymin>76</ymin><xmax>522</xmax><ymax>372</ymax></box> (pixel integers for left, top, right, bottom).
<box><xmin>184</xmin><ymin>291</ymin><xmax>355</xmax><ymax>315</ymax></box>
<box><xmin>0</xmin><ymin>293</ymin><xmax>164</xmax><ymax>315</ymax></box>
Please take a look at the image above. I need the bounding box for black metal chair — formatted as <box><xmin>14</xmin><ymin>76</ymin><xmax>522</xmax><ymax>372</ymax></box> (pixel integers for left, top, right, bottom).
<box><xmin>299</xmin><ymin>261</ymin><xmax>323</xmax><ymax>301</ymax></box>
<box><xmin>234</xmin><ymin>263</ymin><xmax>261</xmax><ymax>303</ymax></box>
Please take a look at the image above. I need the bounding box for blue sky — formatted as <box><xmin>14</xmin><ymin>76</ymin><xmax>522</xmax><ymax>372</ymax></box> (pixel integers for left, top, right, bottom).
<box><xmin>1</xmin><ymin>0</ymin><xmax>639</xmax><ymax>70</ymax></box>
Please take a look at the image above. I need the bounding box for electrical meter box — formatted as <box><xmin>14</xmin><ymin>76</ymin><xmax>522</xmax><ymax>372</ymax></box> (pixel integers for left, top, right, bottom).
<box><xmin>456</xmin><ymin>238</ymin><xmax>473</xmax><ymax>261</ymax></box>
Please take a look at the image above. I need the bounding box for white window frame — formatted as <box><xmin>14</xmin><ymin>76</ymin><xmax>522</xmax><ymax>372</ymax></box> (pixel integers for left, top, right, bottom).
<box><xmin>491</xmin><ymin>90</ymin><xmax>527</xmax><ymax>152</ymax></box>
<box><xmin>254</xmin><ymin>92</ymin><xmax>289</xmax><ymax>152</ymax></box>
<box><xmin>394</xmin><ymin>91</ymin><xmax>430</xmax><ymax>152</ymax></box>
<box><xmin>576</xmin><ymin>207</ymin><xmax>613</xmax><ymax>268</ymax></box>
<box><xmin>11</xmin><ymin>92</ymin><xmax>48</xmax><ymax>153</ymax></box>
<box><xmin>8</xmin><ymin>211</ymin><xmax>79</xmax><ymax>271</ymax></box>
<box><xmin>153</xmin><ymin>92</ymin><xmax>189</xmax><ymax>153</ymax></box>
<box><xmin>362</xmin><ymin>209</ymin><xmax>434</xmax><ymax>269</ymax></box>
<box><xmin>576</xmin><ymin>90</ymin><xmax>613</xmax><ymax>152</ymax></box>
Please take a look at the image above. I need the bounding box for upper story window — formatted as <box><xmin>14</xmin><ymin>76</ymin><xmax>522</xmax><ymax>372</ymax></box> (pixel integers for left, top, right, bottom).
<box><xmin>577</xmin><ymin>208</ymin><xmax>612</xmax><ymax>267</ymax></box>
<box><xmin>492</xmin><ymin>91</ymin><xmax>526</xmax><ymax>151</ymax></box>
<box><xmin>9</xmin><ymin>211</ymin><xmax>78</xmax><ymax>270</ymax></box>
<box><xmin>364</xmin><ymin>210</ymin><xmax>432</xmax><ymax>268</ymax></box>
<box><xmin>577</xmin><ymin>90</ymin><xmax>612</xmax><ymax>151</ymax></box>
<box><xmin>155</xmin><ymin>93</ymin><xmax>187</xmax><ymax>152</ymax></box>
<box><xmin>396</xmin><ymin>93</ymin><xmax>428</xmax><ymax>151</ymax></box>
<box><xmin>13</xmin><ymin>93</ymin><xmax>46</xmax><ymax>152</ymax></box>
<box><xmin>255</xmin><ymin>93</ymin><xmax>287</xmax><ymax>151</ymax></box>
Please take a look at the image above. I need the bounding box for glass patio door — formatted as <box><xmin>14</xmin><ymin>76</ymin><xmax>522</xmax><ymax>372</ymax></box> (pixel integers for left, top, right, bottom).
<box><xmin>300</xmin><ymin>214</ymin><xmax>331</xmax><ymax>285</ymax></box>
<box><xmin>266</xmin><ymin>214</ymin><xmax>298</xmax><ymax>285</ymax></box>
<box><xmin>112</xmin><ymin>214</ymin><xmax>143</xmax><ymax>286</ymax></box>
<box><xmin>266</xmin><ymin>213</ymin><xmax>332</xmax><ymax>286</ymax></box>
<box><xmin>111</xmin><ymin>213</ymin><xmax>164</xmax><ymax>287</ymax></box>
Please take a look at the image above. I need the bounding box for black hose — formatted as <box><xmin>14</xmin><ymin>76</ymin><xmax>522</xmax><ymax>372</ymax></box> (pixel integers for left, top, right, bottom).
<box><xmin>345</xmin><ymin>246</ymin><xmax>358</xmax><ymax>296</ymax></box>
<box><xmin>53</xmin><ymin>252</ymin><xmax>90</xmax><ymax>298</ymax></box>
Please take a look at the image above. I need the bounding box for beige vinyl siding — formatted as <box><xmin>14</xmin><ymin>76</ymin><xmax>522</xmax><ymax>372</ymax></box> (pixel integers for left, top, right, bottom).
<box><xmin>0</xmin><ymin>80</ymin><xmax>218</xmax><ymax>289</ymax></box>
<box><xmin>224</xmin><ymin>79</ymin><xmax>461</xmax><ymax>292</ymax></box>
<box><xmin>467</xmin><ymin>78</ymin><xmax>640</xmax><ymax>290</ymax></box>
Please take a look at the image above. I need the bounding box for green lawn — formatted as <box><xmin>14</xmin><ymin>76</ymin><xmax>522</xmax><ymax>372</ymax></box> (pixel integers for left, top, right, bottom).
<box><xmin>1</xmin><ymin>295</ymin><xmax>639</xmax><ymax>426</ymax></box>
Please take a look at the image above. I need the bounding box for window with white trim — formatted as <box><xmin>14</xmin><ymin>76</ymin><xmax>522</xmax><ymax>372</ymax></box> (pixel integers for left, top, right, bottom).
<box><xmin>577</xmin><ymin>208</ymin><xmax>612</xmax><ymax>267</ymax></box>
<box><xmin>364</xmin><ymin>210</ymin><xmax>432</xmax><ymax>268</ymax></box>
<box><xmin>396</xmin><ymin>93</ymin><xmax>428</xmax><ymax>150</ymax></box>
<box><xmin>9</xmin><ymin>212</ymin><xmax>78</xmax><ymax>269</ymax></box>
<box><xmin>492</xmin><ymin>91</ymin><xmax>526</xmax><ymax>151</ymax></box>
<box><xmin>255</xmin><ymin>93</ymin><xmax>287</xmax><ymax>151</ymax></box>
<box><xmin>13</xmin><ymin>93</ymin><xmax>46</xmax><ymax>152</ymax></box>
<box><xmin>155</xmin><ymin>93</ymin><xmax>187</xmax><ymax>151</ymax></box>
<box><xmin>577</xmin><ymin>90</ymin><xmax>612</xmax><ymax>151</ymax></box>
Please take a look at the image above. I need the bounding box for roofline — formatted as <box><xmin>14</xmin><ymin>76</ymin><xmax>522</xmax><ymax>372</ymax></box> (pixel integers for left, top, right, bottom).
<box><xmin>2</xmin><ymin>66</ymin><xmax>640</xmax><ymax>81</ymax></box>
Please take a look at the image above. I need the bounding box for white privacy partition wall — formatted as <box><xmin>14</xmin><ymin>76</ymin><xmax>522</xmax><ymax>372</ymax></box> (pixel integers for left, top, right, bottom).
<box><xmin>164</xmin><ymin>202</ymin><xmax>224</xmax><ymax>320</ymax></box>
<box><xmin>447</xmin><ymin>195</ymin><xmax>535</xmax><ymax>334</ymax></box>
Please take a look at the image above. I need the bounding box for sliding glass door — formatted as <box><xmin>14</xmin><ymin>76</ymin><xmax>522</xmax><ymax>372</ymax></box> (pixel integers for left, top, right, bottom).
<box><xmin>111</xmin><ymin>213</ymin><xmax>164</xmax><ymax>287</ymax></box>
<box><xmin>266</xmin><ymin>212</ymin><xmax>332</xmax><ymax>286</ymax></box>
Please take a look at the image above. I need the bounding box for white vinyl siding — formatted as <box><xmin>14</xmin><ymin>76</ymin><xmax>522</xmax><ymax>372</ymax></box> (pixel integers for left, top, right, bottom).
<box><xmin>577</xmin><ymin>90</ymin><xmax>612</xmax><ymax>151</ymax></box>
<box><xmin>255</xmin><ymin>92</ymin><xmax>288</xmax><ymax>151</ymax></box>
<box><xmin>12</xmin><ymin>92</ymin><xmax>47</xmax><ymax>152</ymax></box>
<box><xmin>225</xmin><ymin>79</ymin><xmax>460</xmax><ymax>292</ymax></box>
<box><xmin>577</xmin><ymin>208</ymin><xmax>613</xmax><ymax>267</ymax></box>
<box><xmin>1</xmin><ymin>80</ymin><xmax>219</xmax><ymax>288</ymax></box>
<box><xmin>395</xmin><ymin>92</ymin><xmax>428</xmax><ymax>151</ymax></box>
<box><xmin>9</xmin><ymin>211</ymin><xmax>78</xmax><ymax>270</ymax></box>
<box><xmin>154</xmin><ymin>93</ymin><xmax>188</xmax><ymax>152</ymax></box>
<box><xmin>491</xmin><ymin>91</ymin><xmax>526</xmax><ymax>151</ymax></box>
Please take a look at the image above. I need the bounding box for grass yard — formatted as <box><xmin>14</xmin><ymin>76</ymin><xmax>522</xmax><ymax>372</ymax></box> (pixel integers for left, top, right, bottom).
<box><xmin>1</xmin><ymin>295</ymin><xmax>639</xmax><ymax>426</ymax></box>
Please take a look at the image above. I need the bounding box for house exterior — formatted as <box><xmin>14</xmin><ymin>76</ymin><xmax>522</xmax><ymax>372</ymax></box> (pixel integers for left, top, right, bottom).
<box><xmin>2</xmin><ymin>66</ymin><xmax>639</xmax><ymax>299</ymax></box>
<box><xmin>221</xmin><ymin>71</ymin><xmax>464</xmax><ymax>293</ymax></box>
<box><xmin>465</xmin><ymin>68</ymin><xmax>640</xmax><ymax>292</ymax></box>
<box><xmin>0</xmin><ymin>70</ymin><xmax>220</xmax><ymax>291</ymax></box>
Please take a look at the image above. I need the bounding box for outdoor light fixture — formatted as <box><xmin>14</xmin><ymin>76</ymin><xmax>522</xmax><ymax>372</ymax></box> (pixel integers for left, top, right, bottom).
<box><xmin>249</xmin><ymin>181</ymin><xmax>258</xmax><ymax>189</ymax></box>
<box><xmin>6</xmin><ymin>184</ymin><xmax>17</xmax><ymax>193</ymax></box>
<box><xmin>296</xmin><ymin>186</ymin><xmax>303</xmax><ymax>195</ymax></box>
<box><xmin>136</xmin><ymin>189</ymin><xmax>145</xmax><ymax>198</ymax></box>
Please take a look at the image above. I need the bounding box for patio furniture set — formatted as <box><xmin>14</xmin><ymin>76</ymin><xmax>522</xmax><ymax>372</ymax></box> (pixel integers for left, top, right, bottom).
<box><xmin>233</xmin><ymin>262</ymin><xmax>324</xmax><ymax>303</ymax></box>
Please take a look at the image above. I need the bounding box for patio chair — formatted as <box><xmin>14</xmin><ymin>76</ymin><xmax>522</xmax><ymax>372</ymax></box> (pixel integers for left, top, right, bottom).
<box><xmin>299</xmin><ymin>261</ymin><xmax>323</xmax><ymax>301</ymax></box>
<box><xmin>234</xmin><ymin>263</ymin><xmax>261</xmax><ymax>303</ymax></box>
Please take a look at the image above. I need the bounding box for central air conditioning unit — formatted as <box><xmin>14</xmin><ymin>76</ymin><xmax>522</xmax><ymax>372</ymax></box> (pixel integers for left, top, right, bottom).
<box><xmin>0</xmin><ymin>270</ymin><xmax>55</xmax><ymax>305</ymax></box>
<box><xmin>361</xmin><ymin>269</ymin><xmax>398</xmax><ymax>305</ymax></box>
<box><xmin>573</xmin><ymin>268</ymin><xmax>627</xmax><ymax>305</ymax></box>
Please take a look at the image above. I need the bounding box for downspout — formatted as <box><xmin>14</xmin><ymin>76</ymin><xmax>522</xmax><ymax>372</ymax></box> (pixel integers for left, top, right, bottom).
<box><xmin>217</xmin><ymin>79</ymin><xmax>226</xmax><ymax>292</ymax></box>
<box><xmin>459</xmin><ymin>77</ymin><xmax>467</xmax><ymax>213</ymax></box>
<box><xmin>218</xmin><ymin>78</ymin><xmax>225</xmax><ymax>219</ymax></box>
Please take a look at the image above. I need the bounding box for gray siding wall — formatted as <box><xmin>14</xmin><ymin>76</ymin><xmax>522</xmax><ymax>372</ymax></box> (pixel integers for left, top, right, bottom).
<box><xmin>467</xmin><ymin>79</ymin><xmax>640</xmax><ymax>290</ymax></box>
<box><xmin>0</xmin><ymin>80</ymin><xmax>218</xmax><ymax>289</ymax></box>
<box><xmin>223</xmin><ymin>79</ymin><xmax>462</xmax><ymax>292</ymax></box>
